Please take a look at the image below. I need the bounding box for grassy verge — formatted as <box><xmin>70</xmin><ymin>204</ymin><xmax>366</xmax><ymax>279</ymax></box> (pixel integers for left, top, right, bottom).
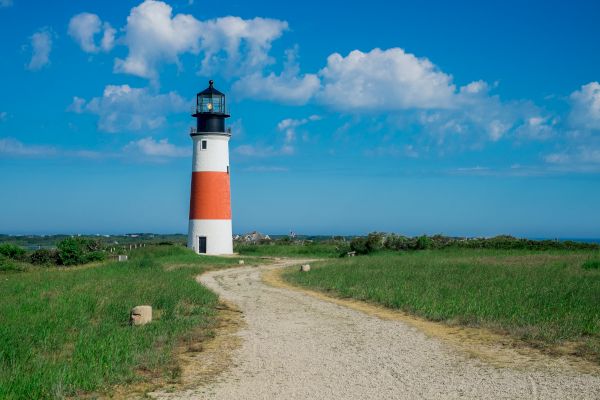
<box><xmin>282</xmin><ymin>249</ymin><xmax>600</xmax><ymax>363</ymax></box>
<box><xmin>234</xmin><ymin>242</ymin><xmax>340</xmax><ymax>258</ymax></box>
<box><xmin>0</xmin><ymin>245</ymin><xmax>246</xmax><ymax>399</ymax></box>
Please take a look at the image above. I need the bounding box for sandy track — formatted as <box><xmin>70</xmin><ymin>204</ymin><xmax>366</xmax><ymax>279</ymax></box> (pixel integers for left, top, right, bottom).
<box><xmin>151</xmin><ymin>259</ymin><xmax>600</xmax><ymax>399</ymax></box>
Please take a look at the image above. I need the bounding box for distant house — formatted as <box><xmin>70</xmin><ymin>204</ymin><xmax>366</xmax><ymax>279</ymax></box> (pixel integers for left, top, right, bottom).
<box><xmin>239</xmin><ymin>231</ymin><xmax>271</xmax><ymax>243</ymax></box>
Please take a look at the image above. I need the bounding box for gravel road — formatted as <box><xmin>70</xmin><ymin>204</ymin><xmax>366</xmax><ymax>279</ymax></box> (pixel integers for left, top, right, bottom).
<box><xmin>153</xmin><ymin>259</ymin><xmax>600</xmax><ymax>400</ymax></box>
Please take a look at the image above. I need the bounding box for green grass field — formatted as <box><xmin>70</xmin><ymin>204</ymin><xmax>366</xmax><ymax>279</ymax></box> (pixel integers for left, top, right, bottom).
<box><xmin>234</xmin><ymin>242</ymin><xmax>340</xmax><ymax>258</ymax></box>
<box><xmin>283</xmin><ymin>249</ymin><xmax>600</xmax><ymax>362</ymax></box>
<box><xmin>0</xmin><ymin>246</ymin><xmax>245</xmax><ymax>400</ymax></box>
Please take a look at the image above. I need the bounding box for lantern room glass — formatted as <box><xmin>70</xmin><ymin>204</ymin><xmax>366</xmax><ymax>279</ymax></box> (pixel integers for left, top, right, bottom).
<box><xmin>197</xmin><ymin>93</ymin><xmax>225</xmax><ymax>113</ymax></box>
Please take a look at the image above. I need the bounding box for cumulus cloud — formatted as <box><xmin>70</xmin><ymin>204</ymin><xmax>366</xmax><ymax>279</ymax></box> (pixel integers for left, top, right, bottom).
<box><xmin>114</xmin><ymin>0</ymin><xmax>202</xmax><ymax>79</ymax></box>
<box><xmin>514</xmin><ymin>116</ymin><xmax>556</xmax><ymax>140</ymax></box>
<box><xmin>318</xmin><ymin>48</ymin><xmax>456</xmax><ymax>111</ymax></box>
<box><xmin>311</xmin><ymin>47</ymin><xmax>560</xmax><ymax>144</ymax></box>
<box><xmin>123</xmin><ymin>137</ymin><xmax>190</xmax><ymax>157</ymax></box>
<box><xmin>233</xmin><ymin>47</ymin><xmax>320</xmax><ymax>105</ymax></box>
<box><xmin>197</xmin><ymin>15</ymin><xmax>288</xmax><ymax>76</ymax></box>
<box><xmin>569</xmin><ymin>82</ymin><xmax>600</xmax><ymax>131</ymax></box>
<box><xmin>69</xmin><ymin>84</ymin><xmax>187</xmax><ymax>133</ymax></box>
<box><xmin>68</xmin><ymin>12</ymin><xmax>115</xmax><ymax>53</ymax></box>
<box><xmin>26</xmin><ymin>28</ymin><xmax>53</xmax><ymax>71</ymax></box>
<box><xmin>113</xmin><ymin>0</ymin><xmax>287</xmax><ymax>81</ymax></box>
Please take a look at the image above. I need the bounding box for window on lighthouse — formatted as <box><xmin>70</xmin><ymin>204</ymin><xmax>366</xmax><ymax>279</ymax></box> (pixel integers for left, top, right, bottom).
<box><xmin>201</xmin><ymin>140</ymin><xmax>207</xmax><ymax>150</ymax></box>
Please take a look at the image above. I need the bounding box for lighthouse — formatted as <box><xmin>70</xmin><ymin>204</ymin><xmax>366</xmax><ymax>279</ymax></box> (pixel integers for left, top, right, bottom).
<box><xmin>187</xmin><ymin>80</ymin><xmax>233</xmax><ymax>255</ymax></box>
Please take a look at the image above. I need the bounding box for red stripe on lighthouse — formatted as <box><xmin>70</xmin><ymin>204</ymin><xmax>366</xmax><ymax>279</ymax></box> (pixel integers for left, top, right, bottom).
<box><xmin>189</xmin><ymin>171</ymin><xmax>231</xmax><ymax>220</ymax></box>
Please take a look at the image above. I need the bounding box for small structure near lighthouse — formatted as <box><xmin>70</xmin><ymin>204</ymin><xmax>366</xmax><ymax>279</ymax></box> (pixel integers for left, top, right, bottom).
<box><xmin>187</xmin><ymin>80</ymin><xmax>233</xmax><ymax>255</ymax></box>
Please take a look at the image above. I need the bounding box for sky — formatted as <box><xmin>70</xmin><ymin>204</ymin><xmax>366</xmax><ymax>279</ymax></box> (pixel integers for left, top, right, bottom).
<box><xmin>1</xmin><ymin>0</ymin><xmax>600</xmax><ymax>237</ymax></box>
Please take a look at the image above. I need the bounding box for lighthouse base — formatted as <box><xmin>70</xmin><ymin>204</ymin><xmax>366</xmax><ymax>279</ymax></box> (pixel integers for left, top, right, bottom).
<box><xmin>187</xmin><ymin>219</ymin><xmax>233</xmax><ymax>255</ymax></box>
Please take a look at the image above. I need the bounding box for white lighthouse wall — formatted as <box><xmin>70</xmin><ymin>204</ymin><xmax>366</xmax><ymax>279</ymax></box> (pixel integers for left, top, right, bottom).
<box><xmin>192</xmin><ymin>134</ymin><xmax>230</xmax><ymax>172</ymax></box>
<box><xmin>188</xmin><ymin>219</ymin><xmax>233</xmax><ymax>255</ymax></box>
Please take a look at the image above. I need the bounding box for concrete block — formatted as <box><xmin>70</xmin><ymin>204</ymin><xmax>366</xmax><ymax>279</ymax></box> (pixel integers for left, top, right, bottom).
<box><xmin>300</xmin><ymin>264</ymin><xmax>311</xmax><ymax>272</ymax></box>
<box><xmin>130</xmin><ymin>305</ymin><xmax>152</xmax><ymax>326</ymax></box>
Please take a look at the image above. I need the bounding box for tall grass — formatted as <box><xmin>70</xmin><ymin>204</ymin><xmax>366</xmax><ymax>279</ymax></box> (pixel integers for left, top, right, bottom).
<box><xmin>234</xmin><ymin>242</ymin><xmax>340</xmax><ymax>258</ymax></box>
<box><xmin>0</xmin><ymin>246</ymin><xmax>242</xmax><ymax>399</ymax></box>
<box><xmin>283</xmin><ymin>249</ymin><xmax>600</xmax><ymax>362</ymax></box>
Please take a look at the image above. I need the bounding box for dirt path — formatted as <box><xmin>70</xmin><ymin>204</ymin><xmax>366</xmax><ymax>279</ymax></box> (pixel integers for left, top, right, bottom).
<box><xmin>151</xmin><ymin>259</ymin><xmax>600</xmax><ymax>399</ymax></box>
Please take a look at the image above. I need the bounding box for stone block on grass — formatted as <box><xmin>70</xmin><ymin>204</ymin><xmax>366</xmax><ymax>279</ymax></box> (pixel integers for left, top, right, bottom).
<box><xmin>130</xmin><ymin>305</ymin><xmax>152</xmax><ymax>326</ymax></box>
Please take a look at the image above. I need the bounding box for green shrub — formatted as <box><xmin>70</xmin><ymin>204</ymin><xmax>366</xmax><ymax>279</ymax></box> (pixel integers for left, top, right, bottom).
<box><xmin>365</xmin><ymin>232</ymin><xmax>385</xmax><ymax>252</ymax></box>
<box><xmin>85</xmin><ymin>251</ymin><xmax>106</xmax><ymax>263</ymax></box>
<box><xmin>57</xmin><ymin>238</ymin><xmax>105</xmax><ymax>266</ymax></box>
<box><xmin>29</xmin><ymin>249</ymin><xmax>59</xmax><ymax>266</ymax></box>
<box><xmin>384</xmin><ymin>234</ymin><xmax>410</xmax><ymax>250</ymax></box>
<box><xmin>349</xmin><ymin>237</ymin><xmax>369</xmax><ymax>254</ymax></box>
<box><xmin>350</xmin><ymin>233</ymin><xmax>386</xmax><ymax>255</ymax></box>
<box><xmin>0</xmin><ymin>243</ymin><xmax>26</xmax><ymax>260</ymax></box>
<box><xmin>582</xmin><ymin>259</ymin><xmax>600</xmax><ymax>270</ymax></box>
<box><xmin>57</xmin><ymin>238</ymin><xmax>86</xmax><ymax>265</ymax></box>
<box><xmin>414</xmin><ymin>235</ymin><xmax>433</xmax><ymax>250</ymax></box>
<box><xmin>337</xmin><ymin>242</ymin><xmax>351</xmax><ymax>257</ymax></box>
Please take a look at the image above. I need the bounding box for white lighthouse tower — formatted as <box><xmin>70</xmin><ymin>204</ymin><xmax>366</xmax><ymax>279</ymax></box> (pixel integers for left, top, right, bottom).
<box><xmin>187</xmin><ymin>80</ymin><xmax>233</xmax><ymax>255</ymax></box>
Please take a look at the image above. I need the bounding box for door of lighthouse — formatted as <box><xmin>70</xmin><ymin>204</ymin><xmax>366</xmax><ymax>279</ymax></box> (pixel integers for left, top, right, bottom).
<box><xmin>198</xmin><ymin>237</ymin><xmax>207</xmax><ymax>254</ymax></box>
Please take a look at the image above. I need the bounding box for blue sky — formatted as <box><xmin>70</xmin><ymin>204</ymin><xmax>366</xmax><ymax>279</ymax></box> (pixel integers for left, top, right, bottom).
<box><xmin>1</xmin><ymin>0</ymin><xmax>600</xmax><ymax>237</ymax></box>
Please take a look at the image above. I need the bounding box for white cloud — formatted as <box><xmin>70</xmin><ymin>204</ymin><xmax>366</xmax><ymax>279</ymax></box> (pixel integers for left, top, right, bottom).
<box><xmin>26</xmin><ymin>28</ymin><xmax>53</xmax><ymax>71</ymax></box>
<box><xmin>314</xmin><ymin>47</ymin><xmax>555</xmax><ymax>144</ymax></box>
<box><xmin>569</xmin><ymin>82</ymin><xmax>600</xmax><ymax>131</ymax></box>
<box><xmin>0</xmin><ymin>137</ymin><xmax>188</xmax><ymax>161</ymax></box>
<box><xmin>318</xmin><ymin>48</ymin><xmax>456</xmax><ymax>111</ymax></box>
<box><xmin>233</xmin><ymin>144</ymin><xmax>293</xmax><ymax>157</ymax></box>
<box><xmin>233</xmin><ymin>114</ymin><xmax>319</xmax><ymax>159</ymax></box>
<box><xmin>232</xmin><ymin>47</ymin><xmax>319</xmax><ymax>105</ymax></box>
<box><xmin>545</xmin><ymin>147</ymin><xmax>600</xmax><ymax>165</ymax></box>
<box><xmin>243</xmin><ymin>165</ymin><xmax>288</xmax><ymax>172</ymax></box>
<box><xmin>364</xmin><ymin>144</ymin><xmax>419</xmax><ymax>158</ymax></box>
<box><xmin>0</xmin><ymin>0</ymin><xmax>13</xmax><ymax>7</ymax></box>
<box><xmin>0</xmin><ymin>138</ymin><xmax>57</xmax><ymax>157</ymax></box>
<box><xmin>0</xmin><ymin>111</ymin><xmax>7</xmax><ymax>122</ymax></box>
<box><xmin>233</xmin><ymin>115</ymin><xmax>321</xmax><ymax>158</ymax></box>
<box><xmin>232</xmin><ymin>70</ymin><xmax>319</xmax><ymax>105</ymax></box>
<box><xmin>488</xmin><ymin>119</ymin><xmax>510</xmax><ymax>141</ymax></box>
<box><xmin>197</xmin><ymin>15</ymin><xmax>288</xmax><ymax>76</ymax></box>
<box><xmin>277</xmin><ymin>114</ymin><xmax>321</xmax><ymax>143</ymax></box>
<box><xmin>69</xmin><ymin>84</ymin><xmax>187</xmax><ymax>133</ymax></box>
<box><xmin>113</xmin><ymin>0</ymin><xmax>287</xmax><ymax>81</ymax></box>
<box><xmin>114</xmin><ymin>0</ymin><xmax>202</xmax><ymax>79</ymax></box>
<box><xmin>68</xmin><ymin>13</ymin><xmax>115</xmax><ymax>53</ymax></box>
<box><xmin>514</xmin><ymin>116</ymin><xmax>556</xmax><ymax>140</ymax></box>
<box><xmin>459</xmin><ymin>80</ymin><xmax>489</xmax><ymax>95</ymax></box>
<box><xmin>123</xmin><ymin>137</ymin><xmax>190</xmax><ymax>157</ymax></box>
<box><xmin>277</xmin><ymin>114</ymin><xmax>321</xmax><ymax>131</ymax></box>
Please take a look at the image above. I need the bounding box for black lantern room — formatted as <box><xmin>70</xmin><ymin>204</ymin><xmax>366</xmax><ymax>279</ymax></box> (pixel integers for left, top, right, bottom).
<box><xmin>191</xmin><ymin>80</ymin><xmax>230</xmax><ymax>136</ymax></box>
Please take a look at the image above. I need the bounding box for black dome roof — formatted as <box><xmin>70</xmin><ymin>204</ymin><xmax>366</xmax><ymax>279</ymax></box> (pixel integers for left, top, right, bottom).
<box><xmin>197</xmin><ymin>80</ymin><xmax>224</xmax><ymax>97</ymax></box>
